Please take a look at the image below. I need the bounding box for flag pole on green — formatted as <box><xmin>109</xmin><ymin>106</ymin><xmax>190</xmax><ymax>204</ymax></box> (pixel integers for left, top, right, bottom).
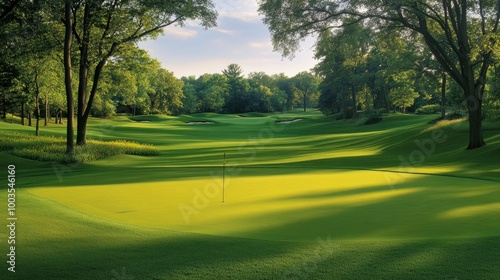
<box><xmin>222</xmin><ymin>152</ymin><xmax>226</xmax><ymax>203</ymax></box>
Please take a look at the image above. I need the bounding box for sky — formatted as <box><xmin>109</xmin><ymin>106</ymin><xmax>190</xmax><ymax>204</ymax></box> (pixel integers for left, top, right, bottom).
<box><xmin>138</xmin><ymin>0</ymin><xmax>317</xmax><ymax>78</ymax></box>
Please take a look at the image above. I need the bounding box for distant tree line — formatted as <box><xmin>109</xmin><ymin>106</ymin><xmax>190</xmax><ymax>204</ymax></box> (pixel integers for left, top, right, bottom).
<box><xmin>181</xmin><ymin>64</ymin><xmax>320</xmax><ymax>114</ymax></box>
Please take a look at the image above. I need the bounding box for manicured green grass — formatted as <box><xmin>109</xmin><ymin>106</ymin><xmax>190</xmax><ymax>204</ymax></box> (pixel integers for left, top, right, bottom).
<box><xmin>1</xmin><ymin>110</ymin><xmax>499</xmax><ymax>279</ymax></box>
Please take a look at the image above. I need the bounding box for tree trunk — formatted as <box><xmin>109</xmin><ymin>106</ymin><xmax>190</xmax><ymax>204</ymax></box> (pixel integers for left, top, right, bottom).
<box><xmin>466</xmin><ymin>94</ymin><xmax>485</xmax><ymax>149</ymax></box>
<box><xmin>44</xmin><ymin>94</ymin><xmax>49</xmax><ymax>126</ymax></box>
<box><xmin>21</xmin><ymin>102</ymin><xmax>25</xmax><ymax>125</ymax></box>
<box><xmin>2</xmin><ymin>93</ymin><xmax>6</xmax><ymax>120</ymax></box>
<box><xmin>76</xmin><ymin>116</ymin><xmax>88</xmax><ymax>145</ymax></box>
<box><xmin>384</xmin><ymin>83</ymin><xmax>390</xmax><ymax>113</ymax></box>
<box><xmin>64</xmin><ymin>0</ymin><xmax>74</xmax><ymax>155</ymax></box>
<box><xmin>351</xmin><ymin>85</ymin><xmax>357</xmax><ymax>118</ymax></box>
<box><xmin>76</xmin><ymin>3</ymin><xmax>91</xmax><ymax>146</ymax></box>
<box><xmin>441</xmin><ymin>73</ymin><xmax>446</xmax><ymax>119</ymax></box>
<box><xmin>342</xmin><ymin>93</ymin><xmax>347</xmax><ymax>120</ymax></box>
<box><xmin>56</xmin><ymin>108</ymin><xmax>62</xmax><ymax>124</ymax></box>
<box><xmin>35</xmin><ymin>70</ymin><xmax>40</xmax><ymax>136</ymax></box>
<box><xmin>303</xmin><ymin>92</ymin><xmax>307</xmax><ymax>112</ymax></box>
<box><xmin>28</xmin><ymin>112</ymin><xmax>32</xmax><ymax>126</ymax></box>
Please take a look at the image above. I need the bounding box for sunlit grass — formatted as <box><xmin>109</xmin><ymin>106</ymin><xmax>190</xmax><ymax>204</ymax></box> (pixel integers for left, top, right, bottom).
<box><xmin>439</xmin><ymin>202</ymin><xmax>500</xmax><ymax>219</ymax></box>
<box><xmin>28</xmin><ymin>169</ymin><xmax>500</xmax><ymax>241</ymax></box>
<box><xmin>0</xmin><ymin>131</ymin><xmax>159</xmax><ymax>162</ymax></box>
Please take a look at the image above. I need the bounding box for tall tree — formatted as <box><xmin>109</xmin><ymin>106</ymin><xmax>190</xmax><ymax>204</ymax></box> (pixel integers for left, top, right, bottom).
<box><xmin>181</xmin><ymin>76</ymin><xmax>200</xmax><ymax>113</ymax></box>
<box><xmin>223</xmin><ymin>64</ymin><xmax>248</xmax><ymax>113</ymax></box>
<box><xmin>390</xmin><ymin>71</ymin><xmax>420</xmax><ymax>113</ymax></box>
<box><xmin>258</xmin><ymin>0</ymin><xmax>500</xmax><ymax>149</ymax></box>
<box><xmin>70</xmin><ymin>0</ymin><xmax>217</xmax><ymax>145</ymax></box>
<box><xmin>64</xmin><ymin>0</ymin><xmax>75</xmax><ymax>155</ymax></box>
<box><xmin>291</xmin><ymin>71</ymin><xmax>320</xmax><ymax>112</ymax></box>
<box><xmin>196</xmin><ymin>73</ymin><xmax>227</xmax><ymax>113</ymax></box>
<box><xmin>314</xmin><ymin>22</ymin><xmax>372</xmax><ymax>118</ymax></box>
<box><xmin>148</xmin><ymin>69</ymin><xmax>184</xmax><ymax>115</ymax></box>
<box><xmin>272</xmin><ymin>73</ymin><xmax>295</xmax><ymax>110</ymax></box>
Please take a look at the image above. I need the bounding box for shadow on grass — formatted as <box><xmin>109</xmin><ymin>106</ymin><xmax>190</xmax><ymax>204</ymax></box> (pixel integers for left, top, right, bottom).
<box><xmin>19</xmin><ymin>235</ymin><xmax>500</xmax><ymax>279</ymax></box>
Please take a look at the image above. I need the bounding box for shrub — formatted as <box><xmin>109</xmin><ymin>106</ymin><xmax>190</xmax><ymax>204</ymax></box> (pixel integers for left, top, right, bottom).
<box><xmin>483</xmin><ymin>101</ymin><xmax>500</xmax><ymax>122</ymax></box>
<box><xmin>416</xmin><ymin>104</ymin><xmax>441</xmax><ymax>115</ymax></box>
<box><xmin>356</xmin><ymin>110</ymin><xmax>382</xmax><ymax>125</ymax></box>
<box><xmin>129</xmin><ymin>115</ymin><xmax>163</xmax><ymax>122</ymax></box>
<box><xmin>445</xmin><ymin>112</ymin><xmax>465</xmax><ymax>120</ymax></box>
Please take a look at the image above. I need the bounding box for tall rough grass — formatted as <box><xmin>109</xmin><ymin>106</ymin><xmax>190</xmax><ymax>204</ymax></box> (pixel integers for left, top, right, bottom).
<box><xmin>0</xmin><ymin>132</ymin><xmax>159</xmax><ymax>162</ymax></box>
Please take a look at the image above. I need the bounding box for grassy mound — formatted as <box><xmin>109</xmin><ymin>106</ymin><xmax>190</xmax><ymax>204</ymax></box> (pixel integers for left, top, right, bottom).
<box><xmin>128</xmin><ymin>114</ymin><xmax>166</xmax><ymax>122</ymax></box>
<box><xmin>239</xmin><ymin>112</ymin><xmax>269</xmax><ymax>117</ymax></box>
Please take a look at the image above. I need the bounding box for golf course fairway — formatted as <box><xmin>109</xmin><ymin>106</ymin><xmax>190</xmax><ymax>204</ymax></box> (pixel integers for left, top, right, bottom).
<box><xmin>1</xmin><ymin>111</ymin><xmax>500</xmax><ymax>279</ymax></box>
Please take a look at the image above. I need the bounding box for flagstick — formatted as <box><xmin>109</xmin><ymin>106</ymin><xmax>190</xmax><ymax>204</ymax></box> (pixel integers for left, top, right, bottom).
<box><xmin>222</xmin><ymin>152</ymin><xmax>226</xmax><ymax>203</ymax></box>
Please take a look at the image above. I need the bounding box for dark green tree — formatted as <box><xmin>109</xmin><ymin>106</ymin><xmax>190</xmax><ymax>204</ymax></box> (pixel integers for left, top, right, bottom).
<box><xmin>223</xmin><ymin>64</ymin><xmax>248</xmax><ymax>113</ymax></box>
<box><xmin>291</xmin><ymin>71</ymin><xmax>320</xmax><ymax>112</ymax></box>
<box><xmin>196</xmin><ymin>73</ymin><xmax>227</xmax><ymax>113</ymax></box>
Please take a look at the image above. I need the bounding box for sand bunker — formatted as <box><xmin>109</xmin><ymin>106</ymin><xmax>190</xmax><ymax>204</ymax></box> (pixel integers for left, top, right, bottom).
<box><xmin>277</xmin><ymin>119</ymin><xmax>303</xmax><ymax>124</ymax></box>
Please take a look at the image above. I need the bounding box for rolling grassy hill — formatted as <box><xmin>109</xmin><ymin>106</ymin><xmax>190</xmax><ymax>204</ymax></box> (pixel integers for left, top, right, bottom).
<box><xmin>1</xmin><ymin>111</ymin><xmax>499</xmax><ymax>279</ymax></box>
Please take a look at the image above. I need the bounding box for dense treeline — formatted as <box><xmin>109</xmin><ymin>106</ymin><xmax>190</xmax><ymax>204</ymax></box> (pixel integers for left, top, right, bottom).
<box><xmin>315</xmin><ymin>21</ymin><xmax>500</xmax><ymax>123</ymax></box>
<box><xmin>181</xmin><ymin>65</ymin><xmax>320</xmax><ymax>114</ymax></box>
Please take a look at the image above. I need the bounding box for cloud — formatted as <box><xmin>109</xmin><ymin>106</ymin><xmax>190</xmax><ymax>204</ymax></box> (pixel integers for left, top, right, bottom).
<box><xmin>214</xmin><ymin>28</ymin><xmax>235</xmax><ymax>35</ymax></box>
<box><xmin>139</xmin><ymin>5</ymin><xmax>318</xmax><ymax>79</ymax></box>
<box><xmin>215</xmin><ymin>0</ymin><xmax>260</xmax><ymax>22</ymax></box>
<box><xmin>163</xmin><ymin>26</ymin><xmax>198</xmax><ymax>39</ymax></box>
<box><xmin>249</xmin><ymin>41</ymin><xmax>272</xmax><ymax>49</ymax></box>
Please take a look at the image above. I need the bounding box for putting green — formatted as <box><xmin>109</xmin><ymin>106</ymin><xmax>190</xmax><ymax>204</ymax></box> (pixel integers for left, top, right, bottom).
<box><xmin>28</xmin><ymin>168</ymin><xmax>500</xmax><ymax>241</ymax></box>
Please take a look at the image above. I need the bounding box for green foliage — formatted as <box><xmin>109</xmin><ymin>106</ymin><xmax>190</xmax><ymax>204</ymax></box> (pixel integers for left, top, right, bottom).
<box><xmin>149</xmin><ymin>69</ymin><xmax>185</xmax><ymax>115</ymax></box>
<box><xmin>270</xmin><ymin>89</ymin><xmax>288</xmax><ymax>112</ymax></box>
<box><xmin>389</xmin><ymin>84</ymin><xmax>420</xmax><ymax>113</ymax></box>
<box><xmin>0</xmin><ymin>131</ymin><xmax>159</xmax><ymax>162</ymax></box>
<box><xmin>445</xmin><ymin>112</ymin><xmax>466</xmax><ymax>120</ymax></box>
<box><xmin>222</xmin><ymin>63</ymin><xmax>244</xmax><ymax>79</ymax></box>
<box><xmin>223</xmin><ymin>64</ymin><xmax>249</xmax><ymax>113</ymax></box>
<box><xmin>195</xmin><ymin>73</ymin><xmax>227</xmax><ymax>113</ymax></box>
<box><xmin>483</xmin><ymin>100</ymin><xmax>500</xmax><ymax>122</ymax></box>
<box><xmin>356</xmin><ymin>110</ymin><xmax>382</xmax><ymax>125</ymax></box>
<box><xmin>291</xmin><ymin>71</ymin><xmax>320</xmax><ymax>111</ymax></box>
<box><xmin>416</xmin><ymin>104</ymin><xmax>441</xmax><ymax>115</ymax></box>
